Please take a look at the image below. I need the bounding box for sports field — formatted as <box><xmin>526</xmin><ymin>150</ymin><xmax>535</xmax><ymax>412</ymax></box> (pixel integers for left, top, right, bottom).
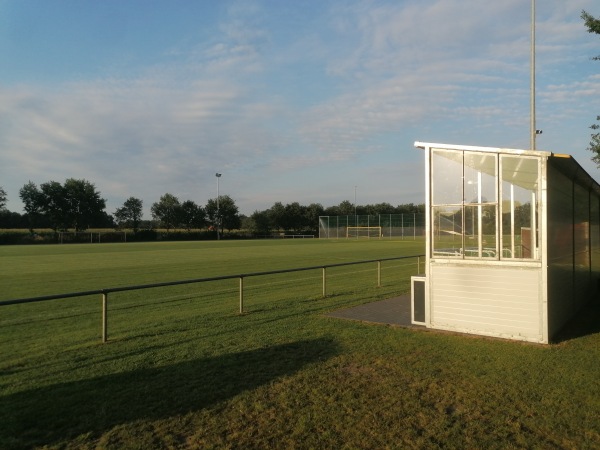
<box><xmin>1</xmin><ymin>238</ymin><xmax>600</xmax><ymax>449</ymax></box>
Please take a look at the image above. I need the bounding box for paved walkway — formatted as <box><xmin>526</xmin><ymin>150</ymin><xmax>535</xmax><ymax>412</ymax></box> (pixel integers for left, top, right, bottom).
<box><xmin>326</xmin><ymin>295</ymin><xmax>422</xmax><ymax>328</ymax></box>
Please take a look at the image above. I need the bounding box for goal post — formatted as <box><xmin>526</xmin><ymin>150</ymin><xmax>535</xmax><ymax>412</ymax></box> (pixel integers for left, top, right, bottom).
<box><xmin>319</xmin><ymin>214</ymin><xmax>425</xmax><ymax>239</ymax></box>
<box><xmin>346</xmin><ymin>226</ymin><xmax>382</xmax><ymax>239</ymax></box>
<box><xmin>58</xmin><ymin>231</ymin><xmax>127</xmax><ymax>244</ymax></box>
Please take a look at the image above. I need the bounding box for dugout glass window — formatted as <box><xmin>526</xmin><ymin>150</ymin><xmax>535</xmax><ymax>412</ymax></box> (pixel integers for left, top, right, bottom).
<box><xmin>500</xmin><ymin>156</ymin><xmax>540</xmax><ymax>259</ymax></box>
<box><xmin>431</xmin><ymin>149</ymin><xmax>498</xmax><ymax>259</ymax></box>
<box><xmin>432</xmin><ymin>205</ymin><xmax>463</xmax><ymax>256</ymax></box>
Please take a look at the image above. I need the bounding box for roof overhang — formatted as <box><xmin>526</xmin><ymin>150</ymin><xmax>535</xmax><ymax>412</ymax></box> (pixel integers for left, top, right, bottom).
<box><xmin>414</xmin><ymin>141</ymin><xmax>600</xmax><ymax>196</ymax></box>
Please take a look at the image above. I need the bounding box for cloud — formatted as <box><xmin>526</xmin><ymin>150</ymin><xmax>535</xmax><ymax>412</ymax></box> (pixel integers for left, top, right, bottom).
<box><xmin>0</xmin><ymin>75</ymin><xmax>278</xmax><ymax>210</ymax></box>
<box><xmin>0</xmin><ymin>0</ymin><xmax>597</xmax><ymax>216</ymax></box>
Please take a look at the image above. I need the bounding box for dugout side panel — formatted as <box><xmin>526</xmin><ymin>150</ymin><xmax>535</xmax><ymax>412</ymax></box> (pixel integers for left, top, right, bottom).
<box><xmin>428</xmin><ymin>263</ymin><xmax>544</xmax><ymax>343</ymax></box>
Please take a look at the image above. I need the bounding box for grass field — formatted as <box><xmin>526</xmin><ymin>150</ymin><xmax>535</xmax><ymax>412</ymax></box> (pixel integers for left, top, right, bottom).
<box><xmin>1</xmin><ymin>238</ymin><xmax>600</xmax><ymax>449</ymax></box>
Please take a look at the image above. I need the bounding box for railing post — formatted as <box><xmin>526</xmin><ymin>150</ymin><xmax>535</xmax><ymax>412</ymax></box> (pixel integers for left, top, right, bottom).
<box><xmin>377</xmin><ymin>260</ymin><xmax>381</xmax><ymax>287</ymax></box>
<box><xmin>102</xmin><ymin>292</ymin><xmax>108</xmax><ymax>343</ymax></box>
<box><xmin>322</xmin><ymin>267</ymin><xmax>327</xmax><ymax>298</ymax></box>
<box><xmin>239</xmin><ymin>276</ymin><xmax>244</xmax><ymax>314</ymax></box>
<box><xmin>417</xmin><ymin>256</ymin><xmax>421</xmax><ymax>274</ymax></box>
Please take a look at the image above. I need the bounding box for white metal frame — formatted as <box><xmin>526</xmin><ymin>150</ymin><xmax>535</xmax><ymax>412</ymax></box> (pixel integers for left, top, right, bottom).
<box><xmin>411</xmin><ymin>275</ymin><xmax>427</xmax><ymax>325</ymax></box>
<box><xmin>416</xmin><ymin>141</ymin><xmax>551</xmax><ymax>343</ymax></box>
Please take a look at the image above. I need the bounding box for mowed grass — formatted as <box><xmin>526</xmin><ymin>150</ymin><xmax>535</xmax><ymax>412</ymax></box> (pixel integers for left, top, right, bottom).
<box><xmin>1</xmin><ymin>238</ymin><xmax>600</xmax><ymax>449</ymax></box>
<box><xmin>0</xmin><ymin>238</ymin><xmax>424</xmax><ymax>300</ymax></box>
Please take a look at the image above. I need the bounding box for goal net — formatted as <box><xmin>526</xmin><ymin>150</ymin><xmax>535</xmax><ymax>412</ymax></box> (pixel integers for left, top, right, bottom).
<box><xmin>346</xmin><ymin>226</ymin><xmax>382</xmax><ymax>239</ymax></box>
<box><xmin>319</xmin><ymin>214</ymin><xmax>425</xmax><ymax>239</ymax></box>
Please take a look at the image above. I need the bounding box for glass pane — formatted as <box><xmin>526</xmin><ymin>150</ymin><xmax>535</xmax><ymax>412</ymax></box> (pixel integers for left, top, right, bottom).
<box><xmin>464</xmin><ymin>153</ymin><xmax>497</xmax><ymax>204</ymax></box>
<box><xmin>463</xmin><ymin>205</ymin><xmax>479</xmax><ymax>256</ymax></box>
<box><xmin>432</xmin><ymin>149</ymin><xmax>462</xmax><ymax>205</ymax></box>
<box><xmin>482</xmin><ymin>204</ymin><xmax>498</xmax><ymax>257</ymax></box>
<box><xmin>501</xmin><ymin>156</ymin><xmax>539</xmax><ymax>259</ymax></box>
<box><xmin>463</xmin><ymin>205</ymin><xmax>497</xmax><ymax>258</ymax></box>
<box><xmin>432</xmin><ymin>206</ymin><xmax>462</xmax><ymax>257</ymax></box>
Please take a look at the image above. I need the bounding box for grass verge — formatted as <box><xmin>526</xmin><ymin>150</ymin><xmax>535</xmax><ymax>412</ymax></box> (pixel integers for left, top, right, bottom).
<box><xmin>1</xmin><ymin>239</ymin><xmax>599</xmax><ymax>449</ymax></box>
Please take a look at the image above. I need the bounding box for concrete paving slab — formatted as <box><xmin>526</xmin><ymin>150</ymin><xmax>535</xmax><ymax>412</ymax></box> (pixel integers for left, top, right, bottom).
<box><xmin>326</xmin><ymin>295</ymin><xmax>422</xmax><ymax>327</ymax></box>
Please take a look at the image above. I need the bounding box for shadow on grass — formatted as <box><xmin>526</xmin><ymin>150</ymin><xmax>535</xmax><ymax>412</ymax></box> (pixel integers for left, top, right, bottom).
<box><xmin>0</xmin><ymin>337</ymin><xmax>338</xmax><ymax>449</ymax></box>
<box><xmin>553</xmin><ymin>299</ymin><xmax>600</xmax><ymax>343</ymax></box>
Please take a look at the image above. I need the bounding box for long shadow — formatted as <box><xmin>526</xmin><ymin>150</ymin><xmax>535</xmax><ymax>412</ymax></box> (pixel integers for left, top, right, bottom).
<box><xmin>0</xmin><ymin>337</ymin><xmax>338</xmax><ymax>449</ymax></box>
<box><xmin>553</xmin><ymin>298</ymin><xmax>600</xmax><ymax>343</ymax></box>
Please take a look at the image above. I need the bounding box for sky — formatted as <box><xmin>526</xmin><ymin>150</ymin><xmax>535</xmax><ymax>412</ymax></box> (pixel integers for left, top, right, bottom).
<box><xmin>1</xmin><ymin>0</ymin><xmax>599</xmax><ymax>217</ymax></box>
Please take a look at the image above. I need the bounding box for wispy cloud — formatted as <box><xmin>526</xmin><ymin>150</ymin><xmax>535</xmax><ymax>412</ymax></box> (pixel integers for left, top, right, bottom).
<box><xmin>0</xmin><ymin>0</ymin><xmax>597</xmax><ymax>215</ymax></box>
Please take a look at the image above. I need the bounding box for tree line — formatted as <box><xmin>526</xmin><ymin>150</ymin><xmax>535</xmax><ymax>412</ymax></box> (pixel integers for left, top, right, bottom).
<box><xmin>244</xmin><ymin>201</ymin><xmax>424</xmax><ymax>236</ymax></box>
<box><xmin>0</xmin><ymin>179</ymin><xmax>423</xmax><ymax>237</ymax></box>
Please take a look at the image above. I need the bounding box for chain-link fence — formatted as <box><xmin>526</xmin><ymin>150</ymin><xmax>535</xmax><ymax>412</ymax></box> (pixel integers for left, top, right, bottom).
<box><xmin>318</xmin><ymin>214</ymin><xmax>425</xmax><ymax>239</ymax></box>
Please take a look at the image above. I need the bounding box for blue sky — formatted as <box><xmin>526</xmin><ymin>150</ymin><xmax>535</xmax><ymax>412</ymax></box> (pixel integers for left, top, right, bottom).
<box><xmin>1</xmin><ymin>0</ymin><xmax>599</xmax><ymax>217</ymax></box>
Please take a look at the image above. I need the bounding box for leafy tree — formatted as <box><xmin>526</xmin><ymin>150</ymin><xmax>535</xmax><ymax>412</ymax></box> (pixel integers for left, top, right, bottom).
<box><xmin>369</xmin><ymin>202</ymin><xmax>395</xmax><ymax>215</ymax></box>
<box><xmin>151</xmin><ymin>193</ymin><xmax>181</xmax><ymax>233</ymax></box>
<box><xmin>19</xmin><ymin>179</ymin><xmax>106</xmax><ymax>231</ymax></box>
<box><xmin>19</xmin><ymin>181</ymin><xmax>43</xmax><ymax>231</ymax></box>
<box><xmin>323</xmin><ymin>205</ymin><xmax>339</xmax><ymax>216</ymax></box>
<box><xmin>61</xmin><ymin>179</ymin><xmax>107</xmax><ymax>231</ymax></box>
<box><xmin>180</xmin><ymin>200</ymin><xmax>205</xmax><ymax>231</ymax></box>
<box><xmin>247</xmin><ymin>210</ymin><xmax>272</xmax><ymax>235</ymax></box>
<box><xmin>39</xmin><ymin>181</ymin><xmax>68</xmax><ymax>230</ymax></box>
<box><xmin>284</xmin><ymin>202</ymin><xmax>307</xmax><ymax>233</ymax></box>
<box><xmin>337</xmin><ymin>200</ymin><xmax>355</xmax><ymax>215</ymax></box>
<box><xmin>305</xmin><ymin>203</ymin><xmax>325</xmax><ymax>232</ymax></box>
<box><xmin>0</xmin><ymin>186</ymin><xmax>6</xmax><ymax>211</ymax></box>
<box><xmin>582</xmin><ymin>10</ymin><xmax>600</xmax><ymax>164</ymax></box>
<box><xmin>268</xmin><ymin>202</ymin><xmax>286</xmax><ymax>232</ymax></box>
<box><xmin>95</xmin><ymin>211</ymin><xmax>116</xmax><ymax>228</ymax></box>
<box><xmin>589</xmin><ymin>116</ymin><xmax>600</xmax><ymax>166</ymax></box>
<box><xmin>396</xmin><ymin>203</ymin><xmax>425</xmax><ymax>214</ymax></box>
<box><xmin>216</xmin><ymin>195</ymin><xmax>241</xmax><ymax>233</ymax></box>
<box><xmin>582</xmin><ymin>10</ymin><xmax>600</xmax><ymax>58</ymax></box>
<box><xmin>0</xmin><ymin>210</ymin><xmax>27</xmax><ymax>228</ymax></box>
<box><xmin>205</xmin><ymin>195</ymin><xmax>241</xmax><ymax>234</ymax></box>
<box><xmin>114</xmin><ymin>197</ymin><xmax>144</xmax><ymax>233</ymax></box>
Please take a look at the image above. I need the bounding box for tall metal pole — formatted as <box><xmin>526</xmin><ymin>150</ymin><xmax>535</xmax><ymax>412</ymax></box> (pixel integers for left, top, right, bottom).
<box><xmin>102</xmin><ymin>293</ymin><xmax>108</xmax><ymax>343</ymax></box>
<box><xmin>216</xmin><ymin>173</ymin><xmax>221</xmax><ymax>240</ymax></box>
<box><xmin>354</xmin><ymin>185</ymin><xmax>357</xmax><ymax>226</ymax></box>
<box><xmin>530</xmin><ymin>0</ymin><xmax>536</xmax><ymax>150</ymax></box>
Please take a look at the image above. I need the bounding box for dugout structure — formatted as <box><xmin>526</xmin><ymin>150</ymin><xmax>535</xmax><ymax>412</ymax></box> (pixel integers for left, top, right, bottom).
<box><xmin>415</xmin><ymin>141</ymin><xmax>600</xmax><ymax>343</ymax></box>
<box><xmin>319</xmin><ymin>214</ymin><xmax>424</xmax><ymax>239</ymax></box>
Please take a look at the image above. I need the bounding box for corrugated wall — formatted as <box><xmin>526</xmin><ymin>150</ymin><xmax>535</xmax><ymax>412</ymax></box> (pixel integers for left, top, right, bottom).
<box><xmin>591</xmin><ymin>194</ymin><xmax>600</xmax><ymax>299</ymax></box>
<box><xmin>546</xmin><ymin>163</ymin><xmax>575</xmax><ymax>338</ymax></box>
<box><xmin>546</xmin><ymin>162</ymin><xmax>600</xmax><ymax>339</ymax></box>
<box><xmin>429</xmin><ymin>264</ymin><xmax>543</xmax><ymax>342</ymax></box>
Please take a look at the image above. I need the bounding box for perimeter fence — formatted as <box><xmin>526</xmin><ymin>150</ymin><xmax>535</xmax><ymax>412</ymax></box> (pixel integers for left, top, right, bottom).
<box><xmin>1</xmin><ymin>254</ymin><xmax>424</xmax><ymax>344</ymax></box>
<box><xmin>319</xmin><ymin>214</ymin><xmax>425</xmax><ymax>239</ymax></box>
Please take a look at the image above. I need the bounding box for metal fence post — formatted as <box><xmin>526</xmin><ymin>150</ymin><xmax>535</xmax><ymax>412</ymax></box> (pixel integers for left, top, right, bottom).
<box><xmin>102</xmin><ymin>292</ymin><xmax>108</xmax><ymax>343</ymax></box>
<box><xmin>239</xmin><ymin>276</ymin><xmax>244</xmax><ymax>314</ymax></box>
<box><xmin>1</xmin><ymin>254</ymin><xmax>426</xmax><ymax>345</ymax></box>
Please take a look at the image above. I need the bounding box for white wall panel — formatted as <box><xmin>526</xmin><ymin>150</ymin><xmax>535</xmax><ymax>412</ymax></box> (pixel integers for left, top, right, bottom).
<box><xmin>430</xmin><ymin>264</ymin><xmax>543</xmax><ymax>342</ymax></box>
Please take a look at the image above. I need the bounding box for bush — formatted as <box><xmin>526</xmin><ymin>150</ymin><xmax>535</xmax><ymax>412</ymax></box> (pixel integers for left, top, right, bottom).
<box><xmin>129</xmin><ymin>229</ymin><xmax>158</xmax><ymax>242</ymax></box>
<box><xmin>0</xmin><ymin>231</ymin><xmax>56</xmax><ymax>245</ymax></box>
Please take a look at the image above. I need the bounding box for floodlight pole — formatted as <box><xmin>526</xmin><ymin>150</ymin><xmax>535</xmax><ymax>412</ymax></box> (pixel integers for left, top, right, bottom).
<box><xmin>530</xmin><ymin>0</ymin><xmax>536</xmax><ymax>150</ymax></box>
<box><xmin>354</xmin><ymin>186</ymin><xmax>357</xmax><ymax>226</ymax></box>
<box><xmin>216</xmin><ymin>173</ymin><xmax>222</xmax><ymax>240</ymax></box>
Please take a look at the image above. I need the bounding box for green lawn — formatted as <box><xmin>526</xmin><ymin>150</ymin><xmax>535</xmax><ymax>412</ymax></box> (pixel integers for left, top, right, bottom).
<box><xmin>1</xmin><ymin>238</ymin><xmax>600</xmax><ymax>449</ymax></box>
